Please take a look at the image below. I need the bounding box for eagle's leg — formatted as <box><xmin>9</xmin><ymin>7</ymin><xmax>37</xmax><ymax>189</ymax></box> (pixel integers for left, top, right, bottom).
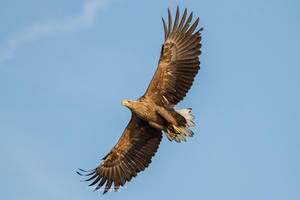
<box><xmin>149</xmin><ymin>121</ymin><xmax>179</xmax><ymax>141</ymax></box>
<box><xmin>156</xmin><ymin>107</ymin><xmax>177</xmax><ymax>125</ymax></box>
<box><xmin>149</xmin><ymin>121</ymin><xmax>164</xmax><ymax>130</ymax></box>
<box><xmin>156</xmin><ymin>106</ymin><xmax>184</xmax><ymax>142</ymax></box>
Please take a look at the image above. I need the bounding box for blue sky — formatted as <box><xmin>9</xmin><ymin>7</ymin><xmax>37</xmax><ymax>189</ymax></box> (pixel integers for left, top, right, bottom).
<box><xmin>1</xmin><ymin>0</ymin><xmax>299</xmax><ymax>199</ymax></box>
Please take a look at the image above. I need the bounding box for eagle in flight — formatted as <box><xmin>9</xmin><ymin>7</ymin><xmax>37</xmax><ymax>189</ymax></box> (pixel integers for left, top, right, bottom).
<box><xmin>77</xmin><ymin>6</ymin><xmax>203</xmax><ymax>194</ymax></box>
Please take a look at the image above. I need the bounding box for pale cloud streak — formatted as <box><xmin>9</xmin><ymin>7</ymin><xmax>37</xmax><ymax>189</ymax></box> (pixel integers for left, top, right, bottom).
<box><xmin>0</xmin><ymin>0</ymin><xmax>108</xmax><ymax>64</ymax></box>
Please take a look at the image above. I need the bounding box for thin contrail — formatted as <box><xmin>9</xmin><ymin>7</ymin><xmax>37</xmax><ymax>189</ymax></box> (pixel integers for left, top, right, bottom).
<box><xmin>0</xmin><ymin>0</ymin><xmax>108</xmax><ymax>64</ymax></box>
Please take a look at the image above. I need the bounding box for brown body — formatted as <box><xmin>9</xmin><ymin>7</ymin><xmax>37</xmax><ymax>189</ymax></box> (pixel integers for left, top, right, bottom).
<box><xmin>123</xmin><ymin>97</ymin><xmax>186</xmax><ymax>132</ymax></box>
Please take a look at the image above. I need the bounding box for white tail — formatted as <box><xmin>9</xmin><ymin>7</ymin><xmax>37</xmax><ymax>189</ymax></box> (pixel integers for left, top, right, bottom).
<box><xmin>176</xmin><ymin>108</ymin><xmax>195</xmax><ymax>127</ymax></box>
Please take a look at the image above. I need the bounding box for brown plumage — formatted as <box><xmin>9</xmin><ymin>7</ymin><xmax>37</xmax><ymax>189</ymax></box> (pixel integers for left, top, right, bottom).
<box><xmin>77</xmin><ymin>6</ymin><xmax>203</xmax><ymax>194</ymax></box>
<box><xmin>145</xmin><ymin>7</ymin><xmax>202</xmax><ymax>106</ymax></box>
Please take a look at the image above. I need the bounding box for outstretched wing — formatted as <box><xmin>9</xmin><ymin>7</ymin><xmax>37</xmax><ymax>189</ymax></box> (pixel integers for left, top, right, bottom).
<box><xmin>143</xmin><ymin>7</ymin><xmax>203</xmax><ymax>107</ymax></box>
<box><xmin>77</xmin><ymin>114</ymin><xmax>162</xmax><ymax>194</ymax></box>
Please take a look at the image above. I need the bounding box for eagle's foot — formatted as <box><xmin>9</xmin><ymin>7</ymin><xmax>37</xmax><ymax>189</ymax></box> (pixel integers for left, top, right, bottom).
<box><xmin>164</xmin><ymin>124</ymin><xmax>194</xmax><ymax>143</ymax></box>
<box><xmin>165</xmin><ymin>125</ymin><xmax>184</xmax><ymax>143</ymax></box>
<box><xmin>172</xmin><ymin>124</ymin><xmax>181</xmax><ymax>134</ymax></box>
<box><xmin>167</xmin><ymin>129</ymin><xmax>178</xmax><ymax>139</ymax></box>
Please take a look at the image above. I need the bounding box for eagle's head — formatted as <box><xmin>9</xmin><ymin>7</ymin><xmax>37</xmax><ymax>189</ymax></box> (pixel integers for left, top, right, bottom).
<box><xmin>122</xmin><ymin>99</ymin><xmax>134</xmax><ymax>109</ymax></box>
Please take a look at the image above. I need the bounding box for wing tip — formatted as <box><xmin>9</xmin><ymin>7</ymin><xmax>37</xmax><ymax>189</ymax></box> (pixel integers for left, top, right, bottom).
<box><xmin>163</xmin><ymin>7</ymin><xmax>203</xmax><ymax>37</ymax></box>
<box><xmin>76</xmin><ymin>168</ymin><xmax>96</xmax><ymax>176</ymax></box>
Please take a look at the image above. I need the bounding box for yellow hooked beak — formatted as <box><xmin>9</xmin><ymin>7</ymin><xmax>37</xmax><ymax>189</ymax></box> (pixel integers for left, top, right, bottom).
<box><xmin>122</xmin><ymin>100</ymin><xmax>129</xmax><ymax>106</ymax></box>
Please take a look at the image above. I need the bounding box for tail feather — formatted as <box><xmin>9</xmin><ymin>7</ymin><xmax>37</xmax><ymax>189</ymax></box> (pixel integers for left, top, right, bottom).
<box><xmin>180</xmin><ymin>127</ymin><xmax>194</xmax><ymax>137</ymax></box>
<box><xmin>176</xmin><ymin>108</ymin><xmax>195</xmax><ymax>127</ymax></box>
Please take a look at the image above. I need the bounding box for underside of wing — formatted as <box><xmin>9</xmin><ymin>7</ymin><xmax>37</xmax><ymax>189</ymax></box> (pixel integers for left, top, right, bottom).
<box><xmin>144</xmin><ymin>7</ymin><xmax>203</xmax><ymax>106</ymax></box>
<box><xmin>77</xmin><ymin>114</ymin><xmax>162</xmax><ymax>194</ymax></box>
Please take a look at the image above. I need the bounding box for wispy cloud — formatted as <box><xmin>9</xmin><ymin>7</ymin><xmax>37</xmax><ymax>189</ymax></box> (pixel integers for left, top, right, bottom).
<box><xmin>0</xmin><ymin>0</ymin><xmax>108</xmax><ymax>64</ymax></box>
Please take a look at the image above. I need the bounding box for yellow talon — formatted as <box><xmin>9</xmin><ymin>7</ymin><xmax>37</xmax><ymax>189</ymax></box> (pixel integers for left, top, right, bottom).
<box><xmin>167</xmin><ymin>129</ymin><xmax>177</xmax><ymax>139</ymax></box>
<box><xmin>172</xmin><ymin>125</ymin><xmax>181</xmax><ymax>134</ymax></box>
